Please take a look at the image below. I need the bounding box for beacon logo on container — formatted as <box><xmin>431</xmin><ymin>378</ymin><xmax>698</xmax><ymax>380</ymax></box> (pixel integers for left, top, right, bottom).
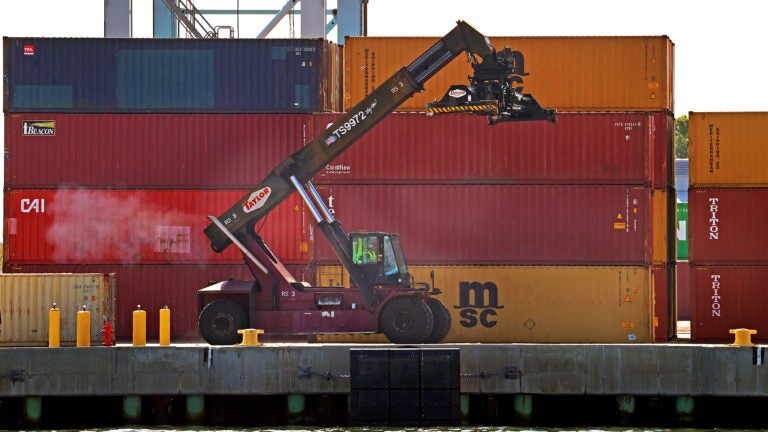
<box><xmin>242</xmin><ymin>187</ymin><xmax>271</xmax><ymax>213</ymax></box>
<box><xmin>455</xmin><ymin>281</ymin><xmax>504</xmax><ymax>329</ymax></box>
<box><xmin>22</xmin><ymin>120</ymin><xmax>55</xmax><ymax>136</ymax></box>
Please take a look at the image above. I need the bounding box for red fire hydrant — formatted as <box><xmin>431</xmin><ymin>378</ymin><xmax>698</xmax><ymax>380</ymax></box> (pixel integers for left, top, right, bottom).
<box><xmin>101</xmin><ymin>321</ymin><xmax>115</xmax><ymax>346</ymax></box>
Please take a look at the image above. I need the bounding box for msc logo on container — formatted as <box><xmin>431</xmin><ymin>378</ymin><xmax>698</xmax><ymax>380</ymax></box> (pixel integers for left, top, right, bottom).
<box><xmin>22</xmin><ymin>120</ymin><xmax>55</xmax><ymax>136</ymax></box>
<box><xmin>454</xmin><ymin>281</ymin><xmax>504</xmax><ymax>328</ymax></box>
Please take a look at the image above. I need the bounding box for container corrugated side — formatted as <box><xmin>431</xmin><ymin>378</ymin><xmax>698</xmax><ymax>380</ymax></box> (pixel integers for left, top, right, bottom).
<box><xmin>344</xmin><ymin>35</ymin><xmax>673</xmax><ymax>113</ymax></box>
<box><xmin>310</xmin><ymin>184</ymin><xmax>655</xmax><ymax>265</ymax></box>
<box><xmin>677</xmin><ymin>260</ymin><xmax>690</xmax><ymax>321</ymax></box>
<box><xmin>313</xmin><ymin>112</ymin><xmax>672</xmax><ymax>187</ymax></box>
<box><xmin>4</xmin><ymin>37</ymin><xmax>340</xmax><ymax>113</ymax></box>
<box><xmin>4</xmin><ymin>113</ymin><xmax>310</xmax><ymax>188</ymax></box>
<box><xmin>689</xmin><ymin>112</ymin><xmax>768</xmax><ymax>187</ymax></box>
<box><xmin>314</xmin><ymin>265</ymin><xmax>653</xmax><ymax>343</ymax></box>
<box><xmin>690</xmin><ymin>264</ymin><xmax>768</xmax><ymax>343</ymax></box>
<box><xmin>4</xmin><ymin>189</ymin><xmax>308</xmax><ymax>265</ymax></box>
<box><xmin>5</xmin><ymin>112</ymin><xmax>672</xmax><ymax>189</ymax></box>
<box><xmin>688</xmin><ymin>187</ymin><xmax>768</xmax><ymax>264</ymax></box>
<box><xmin>0</xmin><ymin>273</ymin><xmax>115</xmax><ymax>346</ymax></box>
<box><xmin>652</xmin><ymin>188</ymin><xmax>671</xmax><ymax>264</ymax></box>
<box><xmin>652</xmin><ymin>112</ymin><xmax>675</xmax><ymax>189</ymax></box>
<box><xmin>652</xmin><ymin>263</ymin><xmax>676</xmax><ymax>342</ymax></box>
<box><xmin>2</xmin><ymin>264</ymin><xmax>312</xmax><ymax>340</ymax></box>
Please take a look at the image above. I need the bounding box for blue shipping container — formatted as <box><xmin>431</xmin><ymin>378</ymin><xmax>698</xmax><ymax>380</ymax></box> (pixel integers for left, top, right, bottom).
<box><xmin>3</xmin><ymin>37</ymin><xmax>340</xmax><ymax>113</ymax></box>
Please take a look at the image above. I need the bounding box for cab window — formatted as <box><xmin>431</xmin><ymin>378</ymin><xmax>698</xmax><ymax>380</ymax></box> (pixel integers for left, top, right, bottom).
<box><xmin>353</xmin><ymin>235</ymin><xmax>379</xmax><ymax>265</ymax></box>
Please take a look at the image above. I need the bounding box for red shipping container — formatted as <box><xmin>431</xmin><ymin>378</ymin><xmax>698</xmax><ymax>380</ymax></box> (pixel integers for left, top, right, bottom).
<box><xmin>310</xmin><ymin>184</ymin><xmax>654</xmax><ymax>265</ymax></box>
<box><xmin>690</xmin><ymin>264</ymin><xmax>768</xmax><ymax>343</ymax></box>
<box><xmin>313</xmin><ymin>112</ymin><xmax>672</xmax><ymax>188</ymax></box>
<box><xmin>4</xmin><ymin>189</ymin><xmax>308</xmax><ymax>265</ymax></box>
<box><xmin>2</xmin><ymin>263</ymin><xmax>313</xmax><ymax>340</ymax></box>
<box><xmin>4</xmin><ymin>113</ymin><xmax>310</xmax><ymax>188</ymax></box>
<box><xmin>688</xmin><ymin>188</ymin><xmax>768</xmax><ymax>264</ymax></box>
<box><xmin>5</xmin><ymin>112</ymin><xmax>673</xmax><ymax>189</ymax></box>
<box><xmin>677</xmin><ymin>260</ymin><xmax>691</xmax><ymax>321</ymax></box>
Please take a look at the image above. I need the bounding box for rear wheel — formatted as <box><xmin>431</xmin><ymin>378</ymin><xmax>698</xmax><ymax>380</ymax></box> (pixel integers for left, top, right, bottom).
<box><xmin>199</xmin><ymin>299</ymin><xmax>248</xmax><ymax>345</ymax></box>
<box><xmin>424</xmin><ymin>298</ymin><xmax>452</xmax><ymax>343</ymax></box>
<box><xmin>379</xmin><ymin>295</ymin><xmax>434</xmax><ymax>344</ymax></box>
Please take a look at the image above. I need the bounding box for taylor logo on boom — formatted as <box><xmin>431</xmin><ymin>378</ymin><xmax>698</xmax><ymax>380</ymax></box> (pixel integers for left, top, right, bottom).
<box><xmin>242</xmin><ymin>187</ymin><xmax>271</xmax><ymax>213</ymax></box>
<box><xmin>454</xmin><ymin>281</ymin><xmax>504</xmax><ymax>328</ymax></box>
<box><xmin>22</xmin><ymin>120</ymin><xmax>55</xmax><ymax>136</ymax></box>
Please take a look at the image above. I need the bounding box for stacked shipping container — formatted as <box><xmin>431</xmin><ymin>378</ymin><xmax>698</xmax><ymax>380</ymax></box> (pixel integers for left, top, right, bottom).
<box><xmin>3</xmin><ymin>34</ymin><xmax>676</xmax><ymax>343</ymax></box>
<box><xmin>314</xmin><ymin>35</ymin><xmax>676</xmax><ymax>343</ymax></box>
<box><xmin>3</xmin><ymin>37</ymin><xmax>342</xmax><ymax>113</ymax></box>
<box><xmin>2</xmin><ymin>38</ymin><xmax>342</xmax><ymax>339</ymax></box>
<box><xmin>687</xmin><ymin>112</ymin><xmax>768</xmax><ymax>342</ymax></box>
<box><xmin>674</xmin><ymin>159</ymin><xmax>690</xmax><ymax>322</ymax></box>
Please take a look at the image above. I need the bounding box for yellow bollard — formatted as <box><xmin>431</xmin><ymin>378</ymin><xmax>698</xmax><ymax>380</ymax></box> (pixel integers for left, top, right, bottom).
<box><xmin>729</xmin><ymin>328</ymin><xmax>757</xmax><ymax>346</ymax></box>
<box><xmin>159</xmin><ymin>306</ymin><xmax>171</xmax><ymax>346</ymax></box>
<box><xmin>48</xmin><ymin>303</ymin><xmax>60</xmax><ymax>348</ymax></box>
<box><xmin>76</xmin><ymin>305</ymin><xmax>90</xmax><ymax>347</ymax></box>
<box><xmin>133</xmin><ymin>305</ymin><xmax>146</xmax><ymax>346</ymax></box>
<box><xmin>238</xmin><ymin>328</ymin><xmax>264</xmax><ymax>346</ymax></box>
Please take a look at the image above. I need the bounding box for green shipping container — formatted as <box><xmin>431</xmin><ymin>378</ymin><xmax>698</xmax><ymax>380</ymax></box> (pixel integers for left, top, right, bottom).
<box><xmin>677</xmin><ymin>202</ymin><xmax>688</xmax><ymax>260</ymax></box>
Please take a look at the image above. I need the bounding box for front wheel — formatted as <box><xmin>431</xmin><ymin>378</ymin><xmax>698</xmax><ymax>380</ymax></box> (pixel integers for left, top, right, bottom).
<box><xmin>378</xmin><ymin>295</ymin><xmax>434</xmax><ymax>344</ymax></box>
<box><xmin>423</xmin><ymin>298</ymin><xmax>452</xmax><ymax>343</ymax></box>
<box><xmin>199</xmin><ymin>299</ymin><xmax>248</xmax><ymax>345</ymax></box>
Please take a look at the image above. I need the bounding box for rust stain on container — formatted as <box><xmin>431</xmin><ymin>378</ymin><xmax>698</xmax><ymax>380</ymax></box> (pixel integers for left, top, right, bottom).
<box><xmin>0</xmin><ymin>273</ymin><xmax>115</xmax><ymax>345</ymax></box>
<box><xmin>689</xmin><ymin>111</ymin><xmax>768</xmax><ymax>187</ymax></box>
<box><xmin>344</xmin><ymin>35</ymin><xmax>673</xmax><ymax>113</ymax></box>
<box><xmin>314</xmin><ymin>265</ymin><xmax>653</xmax><ymax>343</ymax></box>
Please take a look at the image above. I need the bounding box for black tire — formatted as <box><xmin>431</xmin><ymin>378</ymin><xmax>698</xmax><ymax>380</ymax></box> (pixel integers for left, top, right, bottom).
<box><xmin>378</xmin><ymin>295</ymin><xmax>434</xmax><ymax>344</ymax></box>
<box><xmin>199</xmin><ymin>299</ymin><xmax>248</xmax><ymax>345</ymax></box>
<box><xmin>424</xmin><ymin>297</ymin><xmax>452</xmax><ymax>343</ymax></box>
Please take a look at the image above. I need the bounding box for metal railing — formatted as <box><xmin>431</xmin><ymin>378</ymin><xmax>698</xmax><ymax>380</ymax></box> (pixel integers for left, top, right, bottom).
<box><xmin>159</xmin><ymin>0</ymin><xmax>232</xmax><ymax>38</ymax></box>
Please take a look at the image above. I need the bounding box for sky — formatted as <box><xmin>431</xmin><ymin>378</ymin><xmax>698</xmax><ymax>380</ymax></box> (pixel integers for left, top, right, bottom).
<box><xmin>1</xmin><ymin>0</ymin><xmax>768</xmax><ymax>237</ymax></box>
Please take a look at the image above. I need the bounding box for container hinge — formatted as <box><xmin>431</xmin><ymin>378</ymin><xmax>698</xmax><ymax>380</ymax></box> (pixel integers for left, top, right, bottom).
<box><xmin>298</xmin><ymin>366</ymin><xmax>349</xmax><ymax>380</ymax></box>
<box><xmin>461</xmin><ymin>365</ymin><xmax>521</xmax><ymax>380</ymax></box>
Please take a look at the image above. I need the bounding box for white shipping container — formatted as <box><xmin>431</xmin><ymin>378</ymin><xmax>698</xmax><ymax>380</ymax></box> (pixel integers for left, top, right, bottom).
<box><xmin>0</xmin><ymin>273</ymin><xmax>116</xmax><ymax>346</ymax></box>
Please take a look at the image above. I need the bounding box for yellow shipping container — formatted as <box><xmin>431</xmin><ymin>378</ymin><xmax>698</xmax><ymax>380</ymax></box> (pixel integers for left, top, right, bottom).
<box><xmin>689</xmin><ymin>111</ymin><xmax>768</xmax><ymax>187</ymax></box>
<box><xmin>314</xmin><ymin>265</ymin><xmax>653</xmax><ymax>343</ymax></box>
<box><xmin>344</xmin><ymin>35</ymin><xmax>673</xmax><ymax>113</ymax></box>
<box><xmin>0</xmin><ymin>273</ymin><xmax>116</xmax><ymax>346</ymax></box>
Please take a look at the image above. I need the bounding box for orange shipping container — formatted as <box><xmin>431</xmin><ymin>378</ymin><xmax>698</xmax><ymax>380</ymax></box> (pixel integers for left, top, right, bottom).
<box><xmin>314</xmin><ymin>265</ymin><xmax>653</xmax><ymax>344</ymax></box>
<box><xmin>344</xmin><ymin>35</ymin><xmax>673</xmax><ymax>113</ymax></box>
<box><xmin>688</xmin><ymin>111</ymin><xmax>768</xmax><ymax>187</ymax></box>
